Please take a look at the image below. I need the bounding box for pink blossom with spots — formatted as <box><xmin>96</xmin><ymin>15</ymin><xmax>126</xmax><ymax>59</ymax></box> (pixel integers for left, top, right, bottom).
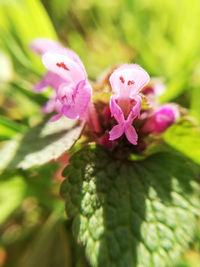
<box><xmin>109</xmin><ymin>64</ymin><xmax>150</xmax><ymax>145</ymax></box>
<box><xmin>30</xmin><ymin>38</ymin><xmax>85</xmax><ymax>69</ymax></box>
<box><xmin>30</xmin><ymin>38</ymin><xmax>86</xmax><ymax>93</ymax></box>
<box><xmin>31</xmin><ymin>39</ymin><xmax>92</xmax><ymax>121</ymax></box>
<box><xmin>41</xmin><ymin>52</ymin><xmax>92</xmax><ymax>121</ymax></box>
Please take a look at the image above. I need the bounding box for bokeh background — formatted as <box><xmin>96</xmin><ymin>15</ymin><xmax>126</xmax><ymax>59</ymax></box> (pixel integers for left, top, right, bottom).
<box><xmin>0</xmin><ymin>0</ymin><xmax>200</xmax><ymax>266</ymax></box>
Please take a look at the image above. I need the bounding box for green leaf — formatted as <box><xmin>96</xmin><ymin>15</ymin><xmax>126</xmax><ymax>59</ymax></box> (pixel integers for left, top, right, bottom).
<box><xmin>163</xmin><ymin>117</ymin><xmax>200</xmax><ymax>165</ymax></box>
<box><xmin>47</xmin><ymin>0</ymin><xmax>70</xmax><ymax>26</ymax></box>
<box><xmin>191</xmin><ymin>86</ymin><xmax>200</xmax><ymax>124</ymax></box>
<box><xmin>0</xmin><ymin>175</ymin><xmax>26</xmax><ymax>224</ymax></box>
<box><xmin>0</xmin><ymin>116</ymin><xmax>84</xmax><ymax>170</ymax></box>
<box><xmin>0</xmin><ymin>49</ymin><xmax>13</xmax><ymax>81</ymax></box>
<box><xmin>0</xmin><ymin>0</ymin><xmax>57</xmax><ymax>72</ymax></box>
<box><xmin>61</xmin><ymin>146</ymin><xmax>200</xmax><ymax>267</ymax></box>
<box><xmin>1</xmin><ymin>0</ymin><xmax>57</xmax><ymax>43</ymax></box>
<box><xmin>0</xmin><ymin>115</ymin><xmax>26</xmax><ymax>133</ymax></box>
<box><xmin>0</xmin><ymin>30</ymin><xmax>32</xmax><ymax>70</ymax></box>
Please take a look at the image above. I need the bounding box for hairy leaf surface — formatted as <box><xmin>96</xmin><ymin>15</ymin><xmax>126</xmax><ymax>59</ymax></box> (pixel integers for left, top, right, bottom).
<box><xmin>61</xmin><ymin>146</ymin><xmax>200</xmax><ymax>267</ymax></box>
<box><xmin>0</xmin><ymin>116</ymin><xmax>83</xmax><ymax>170</ymax></box>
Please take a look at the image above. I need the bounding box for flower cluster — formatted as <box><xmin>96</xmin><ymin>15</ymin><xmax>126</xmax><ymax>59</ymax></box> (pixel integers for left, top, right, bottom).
<box><xmin>31</xmin><ymin>39</ymin><xmax>179</xmax><ymax>151</ymax></box>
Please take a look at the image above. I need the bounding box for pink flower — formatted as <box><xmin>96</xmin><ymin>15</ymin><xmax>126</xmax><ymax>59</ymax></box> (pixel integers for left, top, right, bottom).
<box><xmin>41</xmin><ymin>52</ymin><xmax>92</xmax><ymax>121</ymax></box>
<box><xmin>30</xmin><ymin>38</ymin><xmax>86</xmax><ymax>93</ymax></box>
<box><xmin>31</xmin><ymin>39</ymin><xmax>92</xmax><ymax>121</ymax></box>
<box><xmin>30</xmin><ymin>38</ymin><xmax>85</xmax><ymax>68</ymax></box>
<box><xmin>109</xmin><ymin>64</ymin><xmax>150</xmax><ymax>145</ymax></box>
<box><xmin>142</xmin><ymin>104</ymin><xmax>180</xmax><ymax>134</ymax></box>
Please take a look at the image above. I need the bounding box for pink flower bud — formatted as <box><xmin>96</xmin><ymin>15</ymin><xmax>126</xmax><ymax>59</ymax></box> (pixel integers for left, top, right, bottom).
<box><xmin>142</xmin><ymin>104</ymin><xmax>180</xmax><ymax>134</ymax></box>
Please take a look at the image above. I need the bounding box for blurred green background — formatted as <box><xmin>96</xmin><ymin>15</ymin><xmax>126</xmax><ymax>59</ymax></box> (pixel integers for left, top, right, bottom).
<box><xmin>0</xmin><ymin>0</ymin><xmax>200</xmax><ymax>266</ymax></box>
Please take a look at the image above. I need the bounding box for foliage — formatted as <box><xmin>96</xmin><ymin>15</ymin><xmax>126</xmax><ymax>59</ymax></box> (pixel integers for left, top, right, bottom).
<box><xmin>0</xmin><ymin>116</ymin><xmax>84</xmax><ymax>171</ymax></box>
<box><xmin>61</xmin><ymin>146</ymin><xmax>199</xmax><ymax>267</ymax></box>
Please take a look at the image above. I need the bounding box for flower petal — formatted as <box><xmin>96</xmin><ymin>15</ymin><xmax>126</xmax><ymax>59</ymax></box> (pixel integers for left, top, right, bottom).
<box><xmin>109</xmin><ymin>95</ymin><xmax>124</xmax><ymax>123</ymax></box>
<box><xmin>30</xmin><ymin>38</ymin><xmax>62</xmax><ymax>55</ymax></box>
<box><xmin>125</xmin><ymin>124</ymin><xmax>138</xmax><ymax>145</ymax></box>
<box><xmin>110</xmin><ymin>64</ymin><xmax>150</xmax><ymax>96</ymax></box>
<box><xmin>42</xmin><ymin>95</ymin><xmax>62</xmax><ymax>114</ymax></box>
<box><xmin>33</xmin><ymin>76</ymin><xmax>49</xmax><ymax>92</ymax></box>
<box><xmin>74</xmin><ymin>80</ymin><xmax>92</xmax><ymax>119</ymax></box>
<box><xmin>31</xmin><ymin>38</ymin><xmax>87</xmax><ymax>76</ymax></box>
<box><xmin>42</xmin><ymin>52</ymin><xmax>86</xmax><ymax>84</ymax></box>
<box><xmin>34</xmin><ymin>71</ymin><xmax>66</xmax><ymax>93</ymax></box>
<box><xmin>50</xmin><ymin>113</ymin><xmax>62</xmax><ymax>122</ymax></box>
<box><xmin>62</xmin><ymin>105</ymin><xmax>78</xmax><ymax>119</ymax></box>
<box><xmin>109</xmin><ymin>124</ymin><xmax>124</xmax><ymax>141</ymax></box>
<box><xmin>127</xmin><ymin>95</ymin><xmax>142</xmax><ymax>123</ymax></box>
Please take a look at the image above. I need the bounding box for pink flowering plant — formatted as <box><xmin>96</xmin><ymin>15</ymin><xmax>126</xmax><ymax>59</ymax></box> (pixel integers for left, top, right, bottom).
<box><xmin>1</xmin><ymin>37</ymin><xmax>199</xmax><ymax>267</ymax></box>
<box><xmin>13</xmin><ymin>38</ymin><xmax>197</xmax><ymax>267</ymax></box>
<box><xmin>1</xmin><ymin>0</ymin><xmax>200</xmax><ymax>265</ymax></box>
<box><xmin>30</xmin><ymin>39</ymin><xmax>181</xmax><ymax>155</ymax></box>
